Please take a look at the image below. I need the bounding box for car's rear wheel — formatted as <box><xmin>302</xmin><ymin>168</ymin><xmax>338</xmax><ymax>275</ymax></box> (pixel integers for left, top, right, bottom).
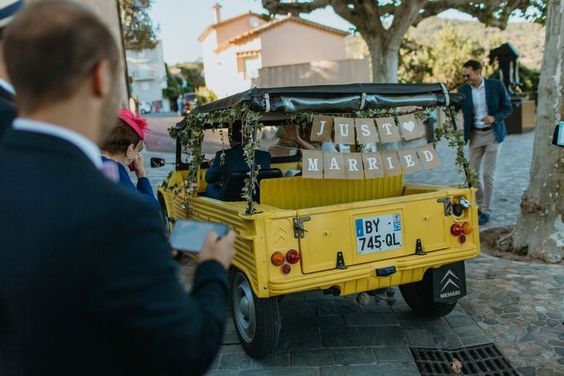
<box><xmin>399</xmin><ymin>269</ymin><xmax>457</xmax><ymax>318</ymax></box>
<box><xmin>231</xmin><ymin>270</ymin><xmax>280</xmax><ymax>359</ymax></box>
<box><xmin>158</xmin><ymin>196</ymin><xmax>173</xmax><ymax>237</ymax></box>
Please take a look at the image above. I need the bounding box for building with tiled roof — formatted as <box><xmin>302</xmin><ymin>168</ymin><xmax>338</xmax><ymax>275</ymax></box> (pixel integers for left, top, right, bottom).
<box><xmin>200</xmin><ymin>3</ymin><xmax>349</xmax><ymax>98</ymax></box>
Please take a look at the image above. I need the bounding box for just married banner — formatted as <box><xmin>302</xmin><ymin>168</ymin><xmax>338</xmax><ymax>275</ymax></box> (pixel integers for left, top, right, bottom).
<box><xmin>302</xmin><ymin>114</ymin><xmax>440</xmax><ymax>179</ymax></box>
<box><xmin>302</xmin><ymin>145</ymin><xmax>441</xmax><ymax>179</ymax></box>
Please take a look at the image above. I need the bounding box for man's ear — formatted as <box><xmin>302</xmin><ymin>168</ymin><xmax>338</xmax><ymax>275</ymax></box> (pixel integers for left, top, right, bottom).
<box><xmin>92</xmin><ymin>60</ymin><xmax>112</xmax><ymax>98</ymax></box>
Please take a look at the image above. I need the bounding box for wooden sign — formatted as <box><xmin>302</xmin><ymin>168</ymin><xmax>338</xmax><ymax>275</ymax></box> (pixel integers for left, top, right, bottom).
<box><xmin>344</xmin><ymin>153</ymin><xmax>364</xmax><ymax>180</ymax></box>
<box><xmin>376</xmin><ymin>117</ymin><xmax>401</xmax><ymax>144</ymax></box>
<box><xmin>398</xmin><ymin>149</ymin><xmax>422</xmax><ymax>174</ymax></box>
<box><xmin>323</xmin><ymin>152</ymin><xmax>345</xmax><ymax>179</ymax></box>
<box><xmin>417</xmin><ymin>144</ymin><xmax>441</xmax><ymax>169</ymax></box>
<box><xmin>311</xmin><ymin>115</ymin><xmax>333</xmax><ymax>142</ymax></box>
<box><xmin>380</xmin><ymin>151</ymin><xmax>401</xmax><ymax>176</ymax></box>
<box><xmin>354</xmin><ymin>118</ymin><xmax>378</xmax><ymax>144</ymax></box>
<box><xmin>362</xmin><ymin>152</ymin><xmax>384</xmax><ymax>179</ymax></box>
<box><xmin>397</xmin><ymin>114</ymin><xmax>425</xmax><ymax>141</ymax></box>
<box><xmin>302</xmin><ymin>150</ymin><xmax>324</xmax><ymax>179</ymax></box>
<box><xmin>333</xmin><ymin>117</ymin><xmax>355</xmax><ymax>144</ymax></box>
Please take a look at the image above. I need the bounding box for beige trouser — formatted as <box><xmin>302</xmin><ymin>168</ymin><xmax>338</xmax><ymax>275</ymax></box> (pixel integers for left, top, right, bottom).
<box><xmin>469</xmin><ymin>130</ymin><xmax>500</xmax><ymax>215</ymax></box>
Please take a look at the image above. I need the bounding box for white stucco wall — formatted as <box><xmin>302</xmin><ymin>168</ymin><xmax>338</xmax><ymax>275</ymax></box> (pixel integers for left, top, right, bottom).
<box><xmin>203</xmin><ymin>30</ymin><xmax>262</xmax><ymax>98</ymax></box>
<box><xmin>260</xmin><ymin>22</ymin><xmax>347</xmax><ymax>67</ymax></box>
<box><xmin>214</xmin><ymin>14</ymin><xmax>266</xmax><ymax>45</ymax></box>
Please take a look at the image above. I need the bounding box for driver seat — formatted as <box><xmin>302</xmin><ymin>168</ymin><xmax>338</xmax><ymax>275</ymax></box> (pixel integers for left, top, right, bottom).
<box><xmin>222</xmin><ymin>168</ymin><xmax>283</xmax><ymax>203</ymax></box>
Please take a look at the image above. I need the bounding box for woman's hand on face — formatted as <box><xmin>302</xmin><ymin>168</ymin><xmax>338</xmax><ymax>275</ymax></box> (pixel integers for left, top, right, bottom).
<box><xmin>132</xmin><ymin>154</ymin><xmax>146</xmax><ymax>178</ymax></box>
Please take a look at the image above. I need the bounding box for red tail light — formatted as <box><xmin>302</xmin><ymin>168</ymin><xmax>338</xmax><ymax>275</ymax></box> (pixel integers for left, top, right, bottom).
<box><xmin>271</xmin><ymin>252</ymin><xmax>285</xmax><ymax>266</ymax></box>
<box><xmin>286</xmin><ymin>249</ymin><xmax>300</xmax><ymax>264</ymax></box>
<box><xmin>281</xmin><ymin>264</ymin><xmax>291</xmax><ymax>274</ymax></box>
<box><xmin>450</xmin><ymin>224</ymin><xmax>463</xmax><ymax>236</ymax></box>
<box><xmin>458</xmin><ymin>234</ymin><xmax>467</xmax><ymax>244</ymax></box>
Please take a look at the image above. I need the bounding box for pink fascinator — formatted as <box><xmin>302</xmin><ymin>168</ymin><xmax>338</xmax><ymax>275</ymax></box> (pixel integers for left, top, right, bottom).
<box><xmin>118</xmin><ymin>108</ymin><xmax>149</xmax><ymax>140</ymax></box>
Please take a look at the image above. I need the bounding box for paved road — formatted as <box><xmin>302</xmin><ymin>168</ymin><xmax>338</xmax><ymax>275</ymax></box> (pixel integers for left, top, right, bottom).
<box><xmin>143</xmin><ymin>117</ymin><xmax>562</xmax><ymax>375</ymax></box>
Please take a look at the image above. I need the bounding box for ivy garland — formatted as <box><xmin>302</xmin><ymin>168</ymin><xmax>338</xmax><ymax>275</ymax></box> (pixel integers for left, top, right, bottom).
<box><xmin>168</xmin><ymin>103</ymin><xmax>476</xmax><ymax>216</ymax></box>
<box><xmin>434</xmin><ymin>107</ymin><xmax>478</xmax><ymax>188</ymax></box>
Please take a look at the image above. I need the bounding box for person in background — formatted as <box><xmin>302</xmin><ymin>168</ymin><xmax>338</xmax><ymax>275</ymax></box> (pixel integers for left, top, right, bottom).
<box><xmin>0</xmin><ymin>0</ymin><xmax>23</xmax><ymax>140</ymax></box>
<box><xmin>101</xmin><ymin>108</ymin><xmax>157</xmax><ymax>206</ymax></box>
<box><xmin>0</xmin><ymin>2</ymin><xmax>235</xmax><ymax>375</ymax></box>
<box><xmin>176</xmin><ymin>93</ymin><xmax>183</xmax><ymax>116</ymax></box>
<box><xmin>280</xmin><ymin>124</ymin><xmax>339</xmax><ymax>152</ymax></box>
<box><xmin>205</xmin><ymin>121</ymin><xmax>271</xmax><ymax>199</ymax></box>
<box><xmin>457</xmin><ymin>59</ymin><xmax>512</xmax><ymax>225</ymax></box>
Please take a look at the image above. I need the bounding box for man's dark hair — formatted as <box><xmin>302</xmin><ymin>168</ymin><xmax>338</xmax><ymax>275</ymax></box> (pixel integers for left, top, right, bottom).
<box><xmin>463</xmin><ymin>60</ymin><xmax>482</xmax><ymax>71</ymax></box>
<box><xmin>101</xmin><ymin>119</ymin><xmax>142</xmax><ymax>155</ymax></box>
<box><xmin>230</xmin><ymin>120</ymin><xmax>243</xmax><ymax>144</ymax></box>
<box><xmin>2</xmin><ymin>0</ymin><xmax>120</xmax><ymax>112</ymax></box>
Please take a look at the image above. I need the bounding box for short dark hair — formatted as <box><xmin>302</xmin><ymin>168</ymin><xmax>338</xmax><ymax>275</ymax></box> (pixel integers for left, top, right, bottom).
<box><xmin>463</xmin><ymin>60</ymin><xmax>482</xmax><ymax>71</ymax></box>
<box><xmin>230</xmin><ymin>120</ymin><xmax>243</xmax><ymax>144</ymax></box>
<box><xmin>2</xmin><ymin>0</ymin><xmax>120</xmax><ymax>112</ymax></box>
<box><xmin>101</xmin><ymin>119</ymin><xmax>142</xmax><ymax>155</ymax></box>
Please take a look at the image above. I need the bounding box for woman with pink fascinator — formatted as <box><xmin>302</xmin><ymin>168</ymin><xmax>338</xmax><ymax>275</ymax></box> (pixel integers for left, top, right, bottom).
<box><xmin>101</xmin><ymin>108</ymin><xmax>158</xmax><ymax>206</ymax></box>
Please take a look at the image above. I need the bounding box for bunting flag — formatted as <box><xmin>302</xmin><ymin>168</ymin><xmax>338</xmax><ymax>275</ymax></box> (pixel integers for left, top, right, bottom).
<box><xmin>310</xmin><ymin>115</ymin><xmax>333</xmax><ymax>142</ymax></box>
<box><xmin>302</xmin><ymin>144</ymin><xmax>442</xmax><ymax>179</ymax></box>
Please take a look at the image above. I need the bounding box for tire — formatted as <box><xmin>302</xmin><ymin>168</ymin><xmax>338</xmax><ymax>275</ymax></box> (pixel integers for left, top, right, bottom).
<box><xmin>231</xmin><ymin>270</ymin><xmax>281</xmax><ymax>359</ymax></box>
<box><xmin>158</xmin><ymin>196</ymin><xmax>173</xmax><ymax>237</ymax></box>
<box><xmin>399</xmin><ymin>269</ymin><xmax>457</xmax><ymax>318</ymax></box>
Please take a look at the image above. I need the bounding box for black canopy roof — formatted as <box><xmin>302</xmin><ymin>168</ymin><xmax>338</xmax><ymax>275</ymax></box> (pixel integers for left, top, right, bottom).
<box><xmin>192</xmin><ymin>83</ymin><xmax>462</xmax><ymax>114</ymax></box>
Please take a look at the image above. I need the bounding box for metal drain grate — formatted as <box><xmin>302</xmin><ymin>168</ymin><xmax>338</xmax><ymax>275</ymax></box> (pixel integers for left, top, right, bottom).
<box><xmin>410</xmin><ymin>343</ymin><xmax>520</xmax><ymax>376</ymax></box>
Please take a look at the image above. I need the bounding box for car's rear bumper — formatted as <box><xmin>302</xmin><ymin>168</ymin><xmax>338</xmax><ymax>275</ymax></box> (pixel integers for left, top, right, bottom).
<box><xmin>267</xmin><ymin>247</ymin><xmax>479</xmax><ymax>296</ymax></box>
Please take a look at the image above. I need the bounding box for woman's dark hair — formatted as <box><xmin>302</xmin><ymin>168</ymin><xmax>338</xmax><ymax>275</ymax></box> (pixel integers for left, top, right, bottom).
<box><xmin>463</xmin><ymin>60</ymin><xmax>482</xmax><ymax>71</ymax></box>
<box><xmin>101</xmin><ymin>119</ymin><xmax>141</xmax><ymax>154</ymax></box>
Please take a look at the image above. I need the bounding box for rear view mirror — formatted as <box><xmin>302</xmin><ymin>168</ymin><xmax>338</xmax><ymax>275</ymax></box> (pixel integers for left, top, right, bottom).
<box><xmin>150</xmin><ymin>157</ymin><xmax>166</xmax><ymax>168</ymax></box>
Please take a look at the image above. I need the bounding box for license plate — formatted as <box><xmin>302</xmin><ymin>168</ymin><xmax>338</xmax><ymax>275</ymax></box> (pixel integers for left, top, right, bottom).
<box><xmin>355</xmin><ymin>213</ymin><xmax>403</xmax><ymax>255</ymax></box>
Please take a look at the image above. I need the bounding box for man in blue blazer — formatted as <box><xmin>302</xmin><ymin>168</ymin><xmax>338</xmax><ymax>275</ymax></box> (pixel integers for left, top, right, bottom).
<box><xmin>205</xmin><ymin>121</ymin><xmax>271</xmax><ymax>199</ymax></box>
<box><xmin>0</xmin><ymin>3</ymin><xmax>235</xmax><ymax>375</ymax></box>
<box><xmin>458</xmin><ymin>60</ymin><xmax>512</xmax><ymax>225</ymax></box>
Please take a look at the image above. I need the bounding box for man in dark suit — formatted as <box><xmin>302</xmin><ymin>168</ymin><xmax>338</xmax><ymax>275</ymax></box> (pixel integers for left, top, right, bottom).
<box><xmin>0</xmin><ymin>2</ymin><xmax>235</xmax><ymax>375</ymax></box>
<box><xmin>0</xmin><ymin>0</ymin><xmax>22</xmax><ymax>140</ymax></box>
<box><xmin>458</xmin><ymin>60</ymin><xmax>512</xmax><ymax>225</ymax></box>
<box><xmin>205</xmin><ymin>121</ymin><xmax>271</xmax><ymax>199</ymax></box>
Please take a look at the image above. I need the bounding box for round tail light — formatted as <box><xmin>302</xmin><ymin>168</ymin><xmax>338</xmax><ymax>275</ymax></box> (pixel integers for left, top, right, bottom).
<box><xmin>286</xmin><ymin>249</ymin><xmax>300</xmax><ymax>264</ymax></box>
<box><xmin>450</xmin><ymin>224</ymin><xmax>462</xmax><ymax>236</ymax></box>
<box><xmin>271</xmin><ymin>252</ymin><xmax>285</xmax><ymax>266</ymax></box>
<box><xmin>458</xmin><ymin>234</ymin><xmax>467</xmax><ymax>244</ymax></box>
<box><xmin>281</xmin><ymin>264</ymin><xmax>291</xmax><ymax>274</ymax></box>
<box><xmin>462</xmin><ymin>222</ymin><xmax>473</xmax><ymax>235</ymax></box>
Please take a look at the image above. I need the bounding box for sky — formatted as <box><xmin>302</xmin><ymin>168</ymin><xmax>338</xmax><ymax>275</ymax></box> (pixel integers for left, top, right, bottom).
<box><xmin>148</xmin><ymin>1</ymin><xmax>501</xmax><ymax>65</ymax></box>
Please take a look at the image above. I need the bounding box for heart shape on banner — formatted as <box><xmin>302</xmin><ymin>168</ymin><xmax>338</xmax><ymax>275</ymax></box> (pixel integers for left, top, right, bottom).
<box><xmin>403</xmin><ymin>120</ymin><xmax>415</xmax><ymax>133</ymax></box>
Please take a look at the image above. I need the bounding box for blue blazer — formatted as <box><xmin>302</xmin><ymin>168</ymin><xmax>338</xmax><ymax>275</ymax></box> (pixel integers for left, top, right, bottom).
<box><xmin>0</xmin><ymin>86</ymin><xmax>16</xmax><ymax>142</ymax></box>
<box><xmin>101</xmin><ymin>156</ymin><xmax>158</xmax><ymax>207</ymax></box>
<box><xmin>457</xmin><ymin>79</ymin><xmax>512</xmax><ymax>143</ymax></box>
<box><xmin>205</xmin><ymin>143</ymin><xmax>271</xmax><ymax>199</ymax></box>
<box><xmin>0</xmin><ymin>129</ymin><xmax>229</xmax><ymax>375</ymax></box>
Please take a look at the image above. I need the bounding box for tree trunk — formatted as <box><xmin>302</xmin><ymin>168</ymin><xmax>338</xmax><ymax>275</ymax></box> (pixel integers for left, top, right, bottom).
<box><xmin>365</xmin><ymin>35</ymin><xmax>401</xmax><ymax>83</ymax></box>
<box><xmin>503</xmin><ymin>0</ymin><xmax>564</xmax><ymax>263</ymax></box>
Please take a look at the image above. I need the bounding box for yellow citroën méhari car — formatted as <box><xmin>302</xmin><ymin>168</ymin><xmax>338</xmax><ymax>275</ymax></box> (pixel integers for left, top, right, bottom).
<box><xmin>158</xmin><ymin>83</ymin><xmax>479</xmax><ymax>358</ymax></box>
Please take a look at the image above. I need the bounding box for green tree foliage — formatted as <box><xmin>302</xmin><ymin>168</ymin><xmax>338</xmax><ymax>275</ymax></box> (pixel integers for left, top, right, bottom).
<box><xmin>426</xmin><ymin>25</ymin><xmax>484</xmax><ymax>89</ymax></box>
<box><xmin>176</xmin><ymin>62</ymin><xmax>205</xmax><ymax>92</ymax></box>
<box><xmin>120</xmin><ymin>0</ymin><xmax>159</xmax><ymax>51</ymax></box>
<box><xmin>162</xmin><ymin>63</ymin><xmax>183</xmax><ymax>109</ymax></box>
<box><xmin>195</xmin><ymin>87</ymin><xmax>218</xmax><ymax>105</ymax></box>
